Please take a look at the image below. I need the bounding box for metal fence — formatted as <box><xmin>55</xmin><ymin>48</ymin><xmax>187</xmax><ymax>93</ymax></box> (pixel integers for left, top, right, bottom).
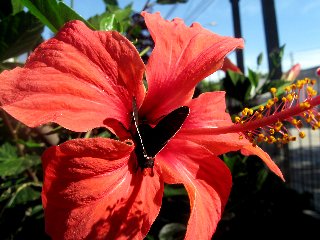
<box><xmin>273</xmin><ymin>67</ymin><xmax>320</xmax><ymax>212</ymax></box>
<box><xmin>287</xmin><ymin>126</ymin><xmax>320</xmax><ymax>212</ymax></box>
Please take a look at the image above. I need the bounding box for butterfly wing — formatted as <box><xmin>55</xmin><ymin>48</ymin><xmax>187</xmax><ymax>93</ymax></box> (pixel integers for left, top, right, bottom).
<box><xmin>143</xmin><ymin>106</ymin><xmax>190</xmax><ymax>157</ymax></box>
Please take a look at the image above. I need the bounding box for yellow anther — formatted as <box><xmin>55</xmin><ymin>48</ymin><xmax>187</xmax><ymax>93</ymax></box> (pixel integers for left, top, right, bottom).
<box><xmin>282</xmin><ymin>97</ymin><xmax>287</xmax><ymax>102</ymax></box>
<box><xmin>257</xmin><ymin>134</ymin><xmax>265</xmax><ymax>142</ymax></box>
<box><xmin>267</xmin><ymin>99</ymin><xmax>274</xmax><ymax>105</ymax></box>
<box><xmin>242</xmin><ymin>107</ymin><xmax>249</xmax><ymax>116</ymax></box>
<box><xmin>268</xmin><ymin>136</ymin><xmax>276</xmax><ymax>143</ymax></box>
<box><xmin>306</xmin><ymin>86</ymin><xmax>317</xmax><ymax>96</ymax></box>
<box><xmin>296</xmin><ymin>83</ymin><xmax>303</xmax><ymax>89</ymax></box>
<box><xmin>270</xmin><ymin>87</ymin><xmax>277</xmax><ymax>94</ymax></box>
<box><xmin>269</xmin><ymin>128</ymin><xmax>275</xmax><ymax>135</ymax></box>
<box><xmin>300</xmin><ymin>102</ymin><xmax>311</xmax><ymax>109</ymax></box>
<box><xmin>292</xmin><ymin>118</ymin><xmax>298</xmax><ymax>125</ymax></box>
<box><xmin>259</xmin><ymin>106</ymin><xmax>264</xmax><ymax>111</ymax></box>
<box><xmin>299</xmin><ymin>131</ymin><xmax>306</xmax><ymax>138</ymax></box>
<box><xmin>285</xmin><ymin>86</ymin><xmax>291</xmax><ymax>92</ymax></box>
<box><xmin>286</xmin><ymin>94</ymin><xmax>293</xmax><ymax>101</ymax></box>
<box><xmin>235</xmin><ymin>116</ymin><xmax>241</xmax><ymax>123</ymax></box>
<box><xmin>274</xmin><ymin>121</ymin><xmax>283</xmax><ymax>132</ymax></box>
<box><xmin>275</xmin><ymin>121</ymin><xmax>282</xmax><ymax>128</ymax></box>
<box><xmin>306</xmin><ymin>116</ymin><xmax>312</xmax><ymax>123</ymax></box>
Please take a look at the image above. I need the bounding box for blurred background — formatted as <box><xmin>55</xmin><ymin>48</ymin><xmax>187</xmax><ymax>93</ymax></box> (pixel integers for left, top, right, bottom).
<box><xmin>0</xmin><ymin>0</ymin><xmax>320</xmax><ymax>239</ymax></box>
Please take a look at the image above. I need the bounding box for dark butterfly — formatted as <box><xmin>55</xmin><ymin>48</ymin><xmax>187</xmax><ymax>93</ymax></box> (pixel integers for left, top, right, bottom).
<box><xmin>132</xmin><ymin>98</ymin><xmax>190</xmax><ymax>169</ymax></box>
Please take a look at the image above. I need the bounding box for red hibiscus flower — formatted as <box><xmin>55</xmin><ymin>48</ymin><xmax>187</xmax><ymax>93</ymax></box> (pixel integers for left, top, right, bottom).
<box><xmin>0</xmin><ymin>12</ymin><xmax>287</xmax><ymax>239</ymax></box>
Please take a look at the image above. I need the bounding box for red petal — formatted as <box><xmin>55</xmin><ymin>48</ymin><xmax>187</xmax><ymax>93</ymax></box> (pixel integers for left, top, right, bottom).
<box><xmin>140</xmin><ymin>12</ymin><xmax>244</xmax><ymax>122</ymax></box>
<box><xmin>156</xmin><ymin>139</ymin><xmax>232</xmax><ymax>240</ymax></box>
<box><xmin>182</xmin><ymin>91</ymin><xmax>232</xmax><ymax>129</ymax></box>
<box><xmin>177</xmin><ymin>92</ymin><xmax>284</xmax><ymax>179</ymax></box>
<box><xmin>241</xmin><ymin>145</ymin><xmax>284</xmax><ymax>181</ymax></box>
<box><xmin>42</xmin><ymin>138</ymin><xmax>163</xmax><ymax>239</ymax></box>
<box><xmin>221</xmin><ymin>57</ymin><xmax>242</xmax><ymax>73</ymax></box>
<box><xmin>178</xmin><ymin>92</ymin><xmax>243</xmax><ymax>155</ymax></box>
<box><xmin>0</xmin><ymin>20</ymin><xmax>145</xmax><ymax>132</ymax></box>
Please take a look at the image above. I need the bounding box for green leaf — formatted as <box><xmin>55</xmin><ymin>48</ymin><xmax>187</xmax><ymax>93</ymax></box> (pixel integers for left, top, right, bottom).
<box><xmin>88</xmin><ymin>5</ymin><xmax>132</xmax><ymax>32</ymax></box>
<box><xmin>6</xmin><ymin>182</ymin><xmax>42</xmax><ymax>208</ymax></box>
<box><xmin>0</xmin><ymin>187</ymin><xmax>12</xmax><ymax>202</ymax></box>
<box><xmin>11</xmin><ymin>0</ymin><xmax>24</xmax><ymax>14</ymax></box>
<box><xmin>248</xmin><ymin>68</ymin><xmax>259</xmax><ymax>88</ymax></box>
<box><xmin>100</xmin><ymin>14</ymin><xmax>120</xmax><ymax>31</ymax></box>
<box><xmin>256</xmin><ymin>168</ymin><xmax>268</xmax><ymax>190</ymax></box>
<box><xmin>227</xmin><ymin>70</ymin><xmax>244</xmax><ymax>86</ymax></box>
<box><xmin>0</xmin><ymin>11</ymin><xmax>43</xmax><ymax>61</ymax></box>
<box><xmin>223</xmin><ymin>71</ymin><xmax>252</xmax><ymax>102</ymax></box>
<box><xmin>260</xmin><ymin>79</ymin><xmax>291</xmax><ymax>96</ymax></box>
<box><xmin>17</xmin><ymin>139</ymin><xmax>45</xmax><ymax>148</ymax></box>
<box><xmin>103</xmin><ymin>0</ymin><xmax>118</xmax><ymax>6</ymax></box>
<box><xmin>19</xmin><ymin>0</ymin><xmax>95</xmax><ymax>33</ymax></box>
<box><xmin>0</xmin><ymin>143</ymin><xmax>40</xmax><ymax>177</ymax></box>
<box><xmin>25</xmin><ymin>204</ymin><xmax>44</xmax><ymax>218</ymax></box>
<box><xmin>270</xmin><ymin>44</ymin><xmax>285</xmax><ymax>68</ymax></box>
<box><xmin>257</xmin><ymin>52</ymin><xmax>263</xmax><ymax>66</ymax></box>
<box><xmin>97</xmin><ymin>131</ymin><xmax>112</xmax><ymax>138</ymax></box>
<box><xmin>163</xmin><ymin>185</ymin><xmax>187</xmax><ymax>197</ymax></box>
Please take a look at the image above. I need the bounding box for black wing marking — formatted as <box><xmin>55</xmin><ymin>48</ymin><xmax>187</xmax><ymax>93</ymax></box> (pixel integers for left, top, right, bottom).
<box><xmin>132</xmin><ymin>98</ymin><xmax>189</xmax><ymax>169</ymax></box>
<box><xmin>141</xmin><ymin>106</ymin><xmax>190</xmax><ymax>157</ymax></box>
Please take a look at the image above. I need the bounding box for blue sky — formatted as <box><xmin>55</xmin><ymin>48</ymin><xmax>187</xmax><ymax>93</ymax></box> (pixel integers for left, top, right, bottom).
<box><xmin>63</xmin><ymin>0</ymin><xmax>320</xmax><ymax>75</ymax></box>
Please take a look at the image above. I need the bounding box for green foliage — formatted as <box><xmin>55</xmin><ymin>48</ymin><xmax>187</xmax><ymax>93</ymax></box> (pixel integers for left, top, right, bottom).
<box><xmin>0</xmin><ymin>143</ymin><xmax>40</xmax><ymax>177</ymax></box>
<box><xmin>199</xmin><ymin>80</ymin><xmax>222</xmax><ymax>93</ymax></box>
<box><xmin>0</xmin><ymin>141</ymin><xmax>44</xmax><ymax>239</ymax></box>
<box><xmin>88</xmin><ymin>4</ymin><xmax>132</xmax><ymax>32</ymax></box>
<box><xmin>163</xmin><ymin>184</ymin><xmax>187</xmax><ymax>197</ymax></box>
<box><xmin>10</xmin><ymin>0</ymin><xmax>24</xmax><ymax>15</ymax></box>
<box><xmin>256</xmin><ymin>52</ymin><xmax>263</xmax><ymax>66</ymax></box>
<box><xmin>223</xmin><ymin>70</ymin><xmax>252</xmax><ymax>104</ymax></box>
<box><xmin>3</xmin><ymin>182</ymin><xmax>41</xmax><ymax>208</ymax></box>
<box><xmin>0</xmin><ymin>11</ymin><xmax>43</xmax><ymax>61</ymax></box>
<box><xmin>103</xmin><ymin>0</ymin><xmax>118</xmax><ymax>6</ymax></box>
<box><xmin>19</xmin><ymin>0</ymin><xmax>94</xmax><ymax>33</ymax></box>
